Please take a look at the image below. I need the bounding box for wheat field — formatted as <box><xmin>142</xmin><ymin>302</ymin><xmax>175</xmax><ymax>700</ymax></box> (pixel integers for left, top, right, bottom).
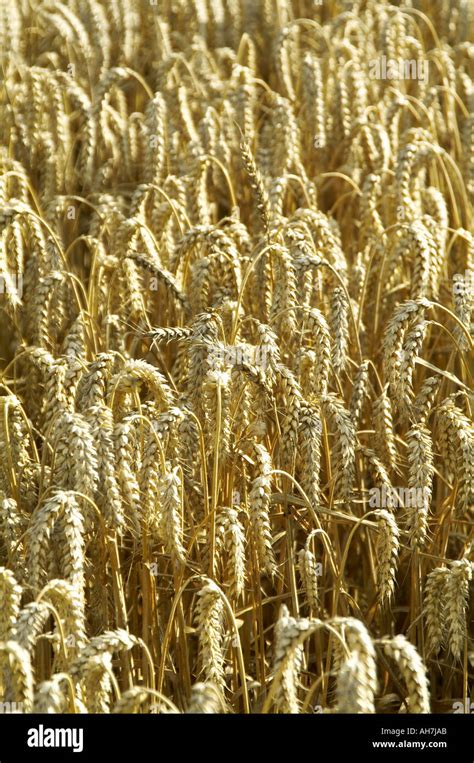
<box><xmin>0</xmin><ymin>0</ymin><xmax>472</xmax><ymax>715</ymax></box>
